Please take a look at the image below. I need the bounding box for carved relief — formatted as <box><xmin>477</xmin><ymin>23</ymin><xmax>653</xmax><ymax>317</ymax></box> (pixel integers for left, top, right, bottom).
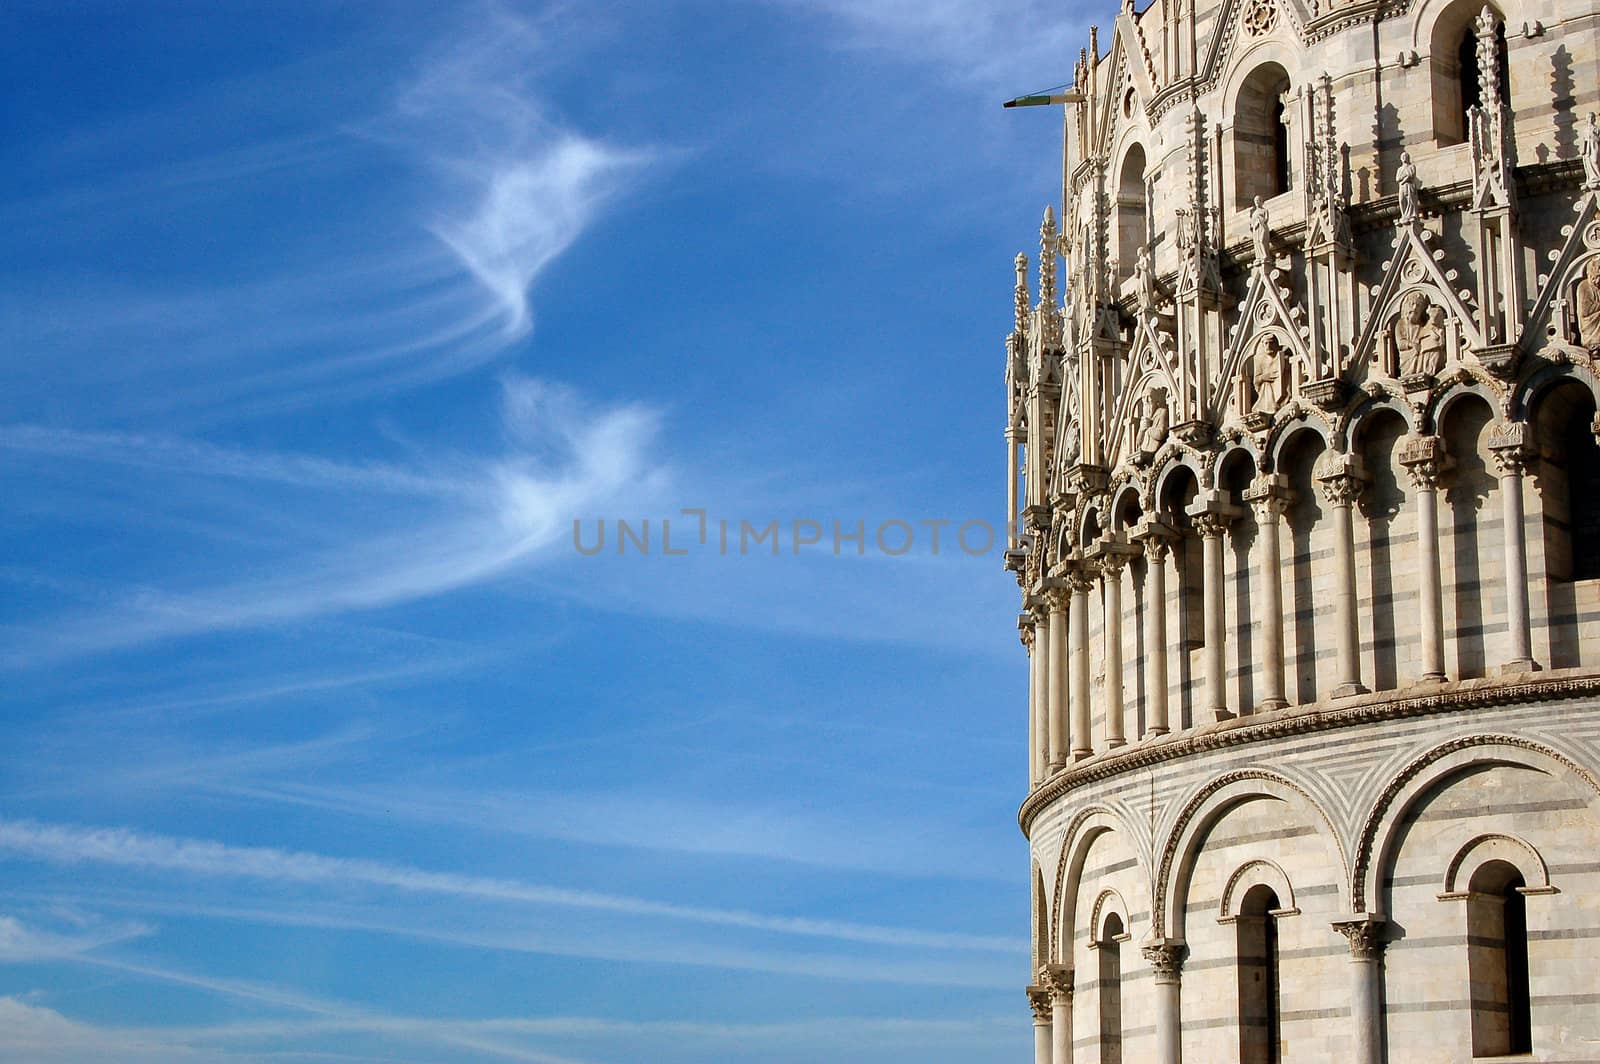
<box><xmin>1135</xmin><ymin>385</ymin><xmax>1170</xmax><ymax>463</ymax></box>
<box><xmin>1390</xmin><ymin>291</ymin><xmax>1450</xmax><ymax>378</ymax></box>
<box><xmin>1241</xmin><ymin>334</ymin><xmax>1287</xmax><ymax>416</ymax></box>
<box><xmin>1395</xmin><ymin>151</ymin><xmax>1419</xmax><ymax>224</ymax></box>
<box><xmin>1577</xmin><ymin>257</ymin><xmax>1600</xmax><ymax>355</ymax></box>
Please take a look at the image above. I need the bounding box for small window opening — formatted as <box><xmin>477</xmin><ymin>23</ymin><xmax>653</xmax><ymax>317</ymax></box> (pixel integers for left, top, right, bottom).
<box><xmin>1238</xmin><ymin>884</ymin><xmax>1282</xmax><ymax>1064</ymax></box>
<box><xmin>1467</xmin><ymin>860</ymin><xmax>1532</xmax><ymax>1057</ymax></box>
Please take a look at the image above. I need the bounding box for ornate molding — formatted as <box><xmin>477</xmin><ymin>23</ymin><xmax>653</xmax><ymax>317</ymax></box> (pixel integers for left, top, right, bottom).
<box><xmin>1019</xmin><ymin>670</ymin><xmax>1600</xmax><ymax>834</ymax></box>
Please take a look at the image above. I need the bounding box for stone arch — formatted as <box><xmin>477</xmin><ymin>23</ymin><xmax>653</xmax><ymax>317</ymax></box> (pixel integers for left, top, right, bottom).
<box><xmin>1091</xmin><ymin>885</ymin><xmax>1134</xmax><ymax>941</ymax></box>
<box><xmin>1511</xmin><ymin>356</ymin><xmax>1600</xmax><ymax>423</ymax></box>
<box><xmin>1265</xmin><ymin>415</ymin><xmax>1332</xmax><ymax>471</ymax></box>
<box><xmin>1218</xmin><ymin>857</ymin><xmax>1299</xmax><ymax>921</ymax></box>
<box><xmin>1115</xmin><ymin>140</ymin><xmax>1150</xmax><ymax>287</ymax></box>
<box><xmin>1353</xmin><ymin>734</ymin><xmax>1600</xmax><ymax>913</ymax></box>
<box><xmin>1427</xmin><ymin>375</ymin><xmax>1507</xmax><ymax>433</ymax></box>
<box><xmin>1155</xmin><ymin>769</ymin><xmax>1348</xmax><ymax>940</ymax></box>
<box><xmin>1424</xmin><ymin>0</ymin><xmax>1510</xmax><ymax>146</ymax></box>
<box><xmin>1441</xmin><ymin>833</ymin><xmax>1553</xmax><ymax>896</ymax></box>
<box><xmin>1343</xmin><ymin>393</ymin><xmax>1419</xmax><ymax>451</ymax></box>
<box><xmin>1052</xmin><ymin>805</ymin><xmax>1148</xmax><ymax>964</ymax></box>
<box><xmin>1151</xmin><ymin>453</ymin><xmax>1207</xmax><ymax>513</ymax></box>
<box><xmin>1229</xmin><ymin>58</ymin><xmax>1296</xmax><ymax>208</ymax></box>
<box><xmin>1109</xmin><ymin>481</ymin><xmax>1145</xmax><ymax>531</ymax></box>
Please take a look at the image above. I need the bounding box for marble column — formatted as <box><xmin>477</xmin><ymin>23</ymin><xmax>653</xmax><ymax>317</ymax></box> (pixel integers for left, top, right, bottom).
<box><xmin>1100</xmin><ymin>553</ymin><xmax>1131</xmax><ymax>748</ymax></box>
<box><xmin>1192</xmin><ymin>510</ymin><xmax>1235</xmax><ymax>723</ymax></box>
<box><xmin>1243</xmin><ymin>475</ymin><xmax>1291</xmax><ymax>711</ymax></box>
<box><xmin>1333</xmin><ymin>916</ymin><xmax>1387</xmax><ymax>1064</ymax></box>
<box><xmin>1316</xmin><ymin>454</ymin><xmax>1369</xmax><ymax>698</ymax></box>
<box><xmin>1007</xmin><ymin>427</ymin><xmax>1022</xmax><ymax>551</ymax></box>
<box><xmin>1143</xmin><ymin>940</ymin><xmax>1185</xmax><ymax>1064</ymax></box>
<box><xmin>1027</xmin><ymin>985</ymin><xmax>1054</xmax><ymax>1064</ymax></box>
<box><xmin>1044</xmin><ymin>964</ymin><xmax>1074</xmax><ymax>1064</ymax></box>
<box><xmin>1069</xmin><ymin>571</ymin><xmax>1094</xmax><ymax>760</ymax></box>
<box><xmin>1025</xmin><ymin>611</ymin><xmax>1050</xmax><ymax>785</ymax></box>
<box><xmin>1401</xmin><ymin>436</ymin><xmax>1449</xmax><ymax>683</ymax></box>
<box><xmin>1139</xmin><ymin>531</ymin><xmax>1173</xmax><ymax>737</ymax></box>
<box><xmin>1489</xmin><ymin>424</ymin><xmax>1539</xmax><ymax>673</ymax></box>
<box><xmin>1047</xmin><ymin>590</ymin><xmax>1070</xmax><ymax>770</ymax></box>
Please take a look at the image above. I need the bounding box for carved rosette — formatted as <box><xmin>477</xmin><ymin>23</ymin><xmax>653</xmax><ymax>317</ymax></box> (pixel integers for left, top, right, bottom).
<box><xmin>1332</xmin><ymin>916</ymin><xmax>1387</xmax><ymax>959</ymax></box>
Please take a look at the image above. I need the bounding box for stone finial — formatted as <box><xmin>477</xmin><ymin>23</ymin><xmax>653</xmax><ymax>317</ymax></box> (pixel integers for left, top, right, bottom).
<box><xmin>1014</xmin><ymin>253</ymin><xmax>1030</xmax><ymax>335</ymax></box>
<box><xmin>1038</xmin><ymin>207</ymin><xmax>1059</xmax><ymax>313</ymax></box>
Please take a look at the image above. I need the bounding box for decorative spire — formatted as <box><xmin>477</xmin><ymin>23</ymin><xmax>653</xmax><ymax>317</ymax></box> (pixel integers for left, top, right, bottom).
<box><xmin>1038</xmin><ymin>207</ymin><xmax>1058</xmax><ymax>313</ymax></box>
<box><xmin>1014</xmin><ymin>252</ymin><xmax>1030</xmax><ymax>335</ymax></box>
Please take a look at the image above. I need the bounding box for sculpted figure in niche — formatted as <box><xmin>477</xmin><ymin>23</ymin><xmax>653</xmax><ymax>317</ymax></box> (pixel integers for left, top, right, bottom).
<box><xmin>1249</xmin><ymin>334</ymin><xmax>1286</xmax><ymax>414</ymax></box>
<box><xmin>1583</xmin><ymin>113</ymin><xmax>1600</xmax><ymax>189</ymax></box>
<box><xmin>1393</xmin><ymin>291</ymin><xmax>1430</xmax><ymax>375</ymax></box>
<box><xmin>1578</xmin><ymin>258</ymin><xmax>1600</xmax><ymax>354</ymax></box>
<box><xmin>1249</xmin><ymin>196</ymin><xmax>1272</xmax><ymax>267</ymax></box>
<box><xmin>1396</xmin><ymin>151</ymin><xmax>1419</xmax><ymax>223</ymax></box>
<box><xmin>1415</xmin><ymin>305</ymin><xmax>1449</xmax><ymax>375</ymax></box>
<box><xmin>1137</xmin><ymin>386</ymin><xmax>1170</xmax><ymax>455</ymax></box>
<box><xmin>1134</xmin><ymin>244</ymin><xmax>1159</xmax><ymax>315</ymax></box>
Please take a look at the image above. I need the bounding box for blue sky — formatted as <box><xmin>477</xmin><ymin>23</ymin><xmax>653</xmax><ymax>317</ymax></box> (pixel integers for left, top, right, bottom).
<box><xmin>0</xmin><ymin>3</ymin><xmax>1089</xmax><ymax>1060</ymax></box>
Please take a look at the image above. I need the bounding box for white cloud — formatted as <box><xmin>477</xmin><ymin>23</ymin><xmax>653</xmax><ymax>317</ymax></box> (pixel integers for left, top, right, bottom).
<box><xmin>0</xmin><ymin>817</ymin><xmax>1015</xmax><ymax>954</ymax></box>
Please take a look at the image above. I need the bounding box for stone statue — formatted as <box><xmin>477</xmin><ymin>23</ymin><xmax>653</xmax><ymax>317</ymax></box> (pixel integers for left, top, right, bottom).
<box><xmin>1134</xmin><ymin>244</ymin><xmax>1159</xmax><ymax>314</ymax></box>
<box><xmin>1396</xmin><ymin>151</ymin><xmax>1419</xmax><ymax>224</ymax></box>
<box><xmin>1062</xmin><ymin>417</ymin><xmax>1081</xmax><ymax>467</ymax></box>
<box><xmin>1138</xmin><ymin>387</ymin><xmax>1169</xmax><ymax>454</ymax></box>
<box><xmin>1394</xmin><ymin>291</ymin><xmax>1431</xmax><ymax>375</ymax></box>
<box><xmin>1249</xmin><ymin>195</ymin><xmax>1271</xmax><ymax>267</ymax></box>
<box><xmin>1249</xmin><ymin>334</ymin><xmax>1285</xmax><ymax>414</ymax></box>
<box><xmin>1583</xmin><ymin>113</ymin><xmax>1600</xmax><ymax>190</ymax></box>
<box><xmin>1578</xmin><ymin>257</ymin><xmax>1600</xmax><ymax>354</ymax></box>
<box><xmin>1415</xmin><ymin>304</ymin><xmax>1449</xmax><ymax>376</ymax></box>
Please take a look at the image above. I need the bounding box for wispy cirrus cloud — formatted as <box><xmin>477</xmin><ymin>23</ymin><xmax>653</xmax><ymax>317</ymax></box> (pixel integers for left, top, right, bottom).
<box><xmin>0</xmin><ymin>375</ymin><xmax>666</xmax><ymax>663</ymax></box>
<box><xmin>0</xmin><ymin>817</ymin><xmax>1015</xmax><ymax>954</ymax></box>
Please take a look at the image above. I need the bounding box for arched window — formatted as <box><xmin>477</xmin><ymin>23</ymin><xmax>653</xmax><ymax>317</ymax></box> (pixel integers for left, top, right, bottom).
<box><xmin>1466</xmin><ymin>860</ymin><xmax>1532</xmax><ymax>1057</ymax></box>
<box><xmin>1237</xmin><ymin>884</ymin><xmax>1282</xmax><ymax>1064</ymax></box>
<box><xmin>1097</xmin><ymin>912</ymin><xmax>1125</xmax><ymax>1064</ymax></box>
<box><xmin>1432</xmin><ymin>3</ymin><xmax>1509</xmax><ymax>145</ymax></box>
<box><xmin>1536</xmin><ymin>383</ymin><xmax>1600</xmax><ymax>584</ymax></box>
<box><xmin>1117</xmin><ymin>145</ymin><xmax>1148</xmax><ymax>290</ymax></box>
<box><xmin>1234</xmin><ymin>64</ymin><xmax>1293</xmax><ymax>207</ymax></box>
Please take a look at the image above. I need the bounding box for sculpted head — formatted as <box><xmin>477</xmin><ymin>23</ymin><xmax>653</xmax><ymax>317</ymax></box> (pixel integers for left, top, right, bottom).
<box><xmin>1587</xmin><ymin>257</ymin><xmax>1600</xmax><ymax>285</ymax></box>
<box><xmin>1403</xmin><ymin>291</ymin><xmax>1429</xmax><ymax>324</ymax></box>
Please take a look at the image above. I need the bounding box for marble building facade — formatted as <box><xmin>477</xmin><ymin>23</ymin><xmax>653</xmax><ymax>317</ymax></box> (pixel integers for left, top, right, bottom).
<box><xmin>1002</xmin><ymin>0</ymin><xmax>1600</xmax><ymax>1060</ymax></box>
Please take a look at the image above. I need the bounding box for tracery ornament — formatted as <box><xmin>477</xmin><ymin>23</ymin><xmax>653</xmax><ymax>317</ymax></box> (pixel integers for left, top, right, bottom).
<box><xmin>1243</xmin><ymin>0</ymin><xmax>1277</xmax><ymax>36</ymax></box>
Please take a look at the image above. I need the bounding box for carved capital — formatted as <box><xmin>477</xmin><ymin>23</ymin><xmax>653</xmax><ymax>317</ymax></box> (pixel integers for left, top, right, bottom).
<box><xmin>1488</xmin><ymin>421</ymin><xmax>1534</xmax><ymax>477</ymax></box>
<box><xmin>1187</xmin><ymin>489</ymin><xmax>1241</xmax><ymax>537</ymax></box>
<box><xmin>1332</xmin><ymin>915</ymin><xmax>1388</xmax><ymax>959</ymax></box>
<box><xmin>1041</xmin><ymin>963</ymin><xmax>1074</xmax><ymax>1002</ymax></box>
<box><xmin>1242</xmin><ymin>473</ymin><xmax>1293</xmax><ymax>520</ymax></box>
<box><xmin>1141</xmin><ymin>940</ymin><xmax>1186</xmax><ymax>981</ymax></box>
<box><xmin>1026</xmin><ymin>985</ymin><xmax>1054</xmax><ymax>1023</ymax></box>
<box><xmin>1065</xmin><ymin>569</ymin><xmax>1096</xmax><ymax>596</ymax></box>
<box><xmin>1192</xmin><ymin>512</ymin><xmax>1231</xmax><ymax>538</ymax></box>
<box><xmin>1400</xmin><ymin>435</ymin><xmax>1452</xmax><ymax>489</ymax></box>
<box><xmin>1314</xmin><ymin>452</ymin><xmax>1367</xmax><ymax>506</ymax></box>
<box><xmin>1131</xmin><ymin>516</ymin><xmax>1177</xmax><ymax>563</ymax></box>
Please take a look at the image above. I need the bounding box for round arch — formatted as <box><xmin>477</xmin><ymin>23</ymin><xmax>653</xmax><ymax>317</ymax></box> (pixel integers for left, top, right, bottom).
<box><xmin>1353</xmin><ymin>734</ymin><xmax>1600</xmax><ymax>913</ymax></box>
<box><xmin>1154</xmin><ymin>769</ymin><xmax>1349</xmax><ymax>940</ymax></box>
<box><xmin>1052</xmin><ymin>805</ymin><xmax>1148</xmax><ymax>965</ymax></box>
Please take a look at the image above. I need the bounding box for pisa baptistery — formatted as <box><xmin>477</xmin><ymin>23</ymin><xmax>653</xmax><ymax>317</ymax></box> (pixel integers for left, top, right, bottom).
<box><xmin>1003</xmin><ymin>1</ymin><xmax>1600</xmax><ymax>1061</ymax></box>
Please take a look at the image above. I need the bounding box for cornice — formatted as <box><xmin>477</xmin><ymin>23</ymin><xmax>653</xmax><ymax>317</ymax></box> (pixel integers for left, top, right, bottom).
<box><xmin>1018</xmin><ymin>669</ymin><xmax>1600</xmax><ymax>835</ymax></box>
